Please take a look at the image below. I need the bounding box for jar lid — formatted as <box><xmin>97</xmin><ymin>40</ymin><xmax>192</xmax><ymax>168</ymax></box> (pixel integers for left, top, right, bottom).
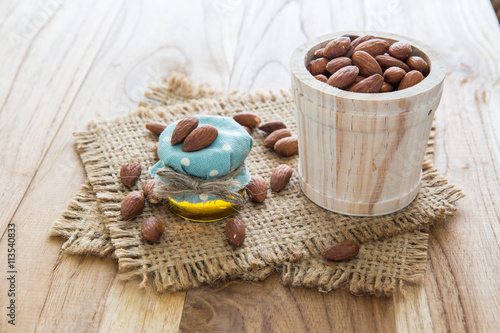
<box><xmin>148</xmin><ymin>115</ymin><xmax>253</xmax><ymax>203</ymax></box>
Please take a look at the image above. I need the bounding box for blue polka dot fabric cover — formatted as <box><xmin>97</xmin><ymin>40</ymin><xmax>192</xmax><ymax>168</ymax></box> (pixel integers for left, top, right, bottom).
<box><xmin>149</xmin><ymin>115</ymin><xmax>253</xmax><ymax>204</ymax></box>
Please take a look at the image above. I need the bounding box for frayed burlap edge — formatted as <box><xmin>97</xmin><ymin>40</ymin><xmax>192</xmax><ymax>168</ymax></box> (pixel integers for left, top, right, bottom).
<box><xmin>281</xmin><ymin>230</ymin><xmax>430</xmax><ymax>297</ymax></box>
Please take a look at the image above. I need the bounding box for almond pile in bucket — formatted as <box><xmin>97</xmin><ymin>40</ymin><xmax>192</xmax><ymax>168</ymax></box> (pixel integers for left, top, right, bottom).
<box><xmin>307</xmin><ymin>35</ymin><xmax>430</xmax><ymax>93</ymax></box>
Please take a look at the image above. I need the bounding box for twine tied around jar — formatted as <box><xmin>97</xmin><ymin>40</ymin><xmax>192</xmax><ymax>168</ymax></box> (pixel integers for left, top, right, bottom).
<box><xmin>153</xmin><ymin>163</ymin><xmax>247</xmax><ymax>206</ymax></box>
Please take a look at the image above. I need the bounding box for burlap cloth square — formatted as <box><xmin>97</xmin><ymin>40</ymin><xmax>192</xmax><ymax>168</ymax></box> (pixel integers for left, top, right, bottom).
<box><xmin>50</xmin><ymin>74</ymin><xmax>464</xmax><ymax>296</ymax></box>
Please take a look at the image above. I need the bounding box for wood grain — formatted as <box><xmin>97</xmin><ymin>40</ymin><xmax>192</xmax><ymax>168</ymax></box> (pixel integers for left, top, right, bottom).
<box><xmin>0</xmin><ymin>0</ymin><xmax>499</xmax><ymax>332</ymax></box>
<box><xmin>180</xmin><ymin>274</ymin><xmax>396</xmax><ymax>333</ymax></box>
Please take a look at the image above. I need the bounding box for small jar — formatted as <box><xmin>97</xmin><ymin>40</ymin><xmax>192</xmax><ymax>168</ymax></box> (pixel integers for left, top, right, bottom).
<box><xmin>149</xmin><ymin>115</ymin><xmax>253</xmax><ymax>222</ymax></box>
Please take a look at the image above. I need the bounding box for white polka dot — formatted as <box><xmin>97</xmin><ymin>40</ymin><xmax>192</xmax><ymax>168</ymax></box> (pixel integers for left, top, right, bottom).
<box><xmin>181</xmin><ymin>157</ymin><xmax>190</xmax><ymax>166</ymax></box>
<box><xmin>162</xmin><ymin>136</ymin><xmax>171</xmax><ymax>142</ymax></box>
<box><xmin>222</xmin><ymin>144</ymin><xmax>232</xmax><ymax>151</ymax></box>
<box><xmin>209</xmin><ymin>170</ymin><xmax>219</xmax><ymax>177</ymax></box>
<box><xmin>199</xmin><ymin>194</ymin><xmax>209</xmax><ymax>201</ymax></box>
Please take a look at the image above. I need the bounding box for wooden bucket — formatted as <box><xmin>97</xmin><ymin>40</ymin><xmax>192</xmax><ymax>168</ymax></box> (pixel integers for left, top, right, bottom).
<box><xmin>290</xmin><ymin>32</ymin><xmax>447</xmax><ymax>216</ymax></box>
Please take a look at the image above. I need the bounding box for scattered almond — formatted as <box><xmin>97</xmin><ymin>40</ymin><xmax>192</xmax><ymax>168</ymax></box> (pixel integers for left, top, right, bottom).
<box><xmin>407</xmin><ymin>56</ymin><xmax>429</xmax><ymax>75</ymax></box>
<box><xmin>120</xmin><ymin>163</ymin><xmax>142</xmax><ymax>187</ymax></box>
<box><xmin>171</xmin><ymin>115</ymin><xmax>199</xmax><ymax>145</ymax></box>
<box><xmin>233</xmin><ymin>112</ymin><xmax>261</xmax><ymax>128</ymax></box>
<box><xmin>141</xmin><ymin>217</ymin><xmax>165</xmax><ymax>242</ymax></box>
<box><xmin>383</xmin><ymin>66</ymin><xmax>406</xmax><ymax>84</ymax></box>
<box><xmin>263</xmin><ymin>128</ymin><xmax>292</xmax><ymax>149</ymax></box>
<box><xmin>154</xmin><ymin>142</ymin><xmax>159</xmax><ymax>160</ymax></box>
<box><xmin>121</xmin><ymin>191</ymin><xmax>145</xmax><ymax>219</ymax></box>
<box><xmin>352</xmin><ymin>51</ymin><xmax>383</xmax><ymax>77</ymax></box>
<box><xmin>245</xmin><ymin>175</ymin><xmax>268</xmax><ymax>203</ymax></box>
<box><xmin>146</xmin><ymin>122</ymin><xmax>167</xmax><ymax>136</ymax></box>
<box><xmin>258</xmin><ymin>121</ymin><xmax>287</xmax><ymax>134</ymax></box>
<box><xmin>388</xmin><ymin>41</ymin><xmax>412</xmax><ymax>60</ymax></box>
<box><xmin>241</xmin><ymin>125</ymin><xmax>252</xmax><ymax>135</ymax></box>
<box><xmin>182</xmin><ymin>125</ymin><xmax>218</xmax><ymax>152</ymax></box>
<box><xmin>270</xmin><ymin>164</ymin><xmax>293</xmax><ymax>192</ymax></box>
<box><xmin>323</xmin><ymin>36</ymin><xmax>351</xmax><ymax>58</ymax></box>
<box><xmin>322</xmin><ymin>240</ymin><xmax>360</xmax><ymax>261</ymax></box>
<box><xmin>274</xmin><ymin>137</ymin><xmax>299</xmax><ymax>157</ymax></box>
<box><xmin>143</xmin><ymin>179</ymin><xmax>161</xmax><ymax>204</ymax></box>
<box><xmin>398</xmin><ymin>70</ymin><xmax>425</xmax><ymax>90</ymax></box>
<box><xmin>225</xmin><ymin>218</ymin><xmax>245</xmax><ymax>246</ymax></box>
<box><xmin>348</xmin><ymin>74</ymin><xmax>384</xmax><ymax>93</ymax></box>
<box><xmin>327</xmin><ymin>65</ymin><xmax>359</xmax><ymax>89</ymax></box>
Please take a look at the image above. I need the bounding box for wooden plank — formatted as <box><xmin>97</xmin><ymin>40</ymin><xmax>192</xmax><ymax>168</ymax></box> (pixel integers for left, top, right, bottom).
<box><xmin>0</xmin><ymin>0</ymin><xmax>125</xmax><ymax>250</ymax></box>
<box><xmin>393</xmin><ymin>285</ymin><xmax>434</xmax><ymax>333</ymax></box>
<box><xmin>0</xmin><ymin>0</ymin><xmax>499</xmax><ymax>331</ymax></box>
<box><xmin>0</xmin><ymin>0</ymin><xmax>244</xmax><ymax>331</ymax></box>
<box><xmin>97</xmin><ymin>282</ymin><xmax>185</xmax><ymax>333</ymax></box>
<box><xmin>180</xmin><ymin>274</ymin><xmax>396</xmax><ymax>333</ymax></box>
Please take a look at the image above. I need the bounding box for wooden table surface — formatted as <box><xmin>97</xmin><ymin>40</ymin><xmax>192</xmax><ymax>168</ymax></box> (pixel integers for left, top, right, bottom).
<box><xmin>1</xmin><ymin>1</ymin><xmax>499</xmax><ymax>332</ymax></box>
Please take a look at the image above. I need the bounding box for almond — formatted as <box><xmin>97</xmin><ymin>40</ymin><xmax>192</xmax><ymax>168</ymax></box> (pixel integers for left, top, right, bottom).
<box><xmin>309</xmin><ymin>57</ymin><xmax>329</xmax><ymax>76</ymax></box>
<box><xmin>353</xmin><ymin>76</ymin><xmax>365</xmax><ymax>84</ymax></box>
<box><xmin>323</xmin><ymin>36</ymin><xmax>351</xmax><ymax>58</ymax></box>
<box><xmin>263</xmin><ymin>128</ymin><xmax>291</xmax><ymax>149</ymax></box>
<box><xmin>141</xmin><ymin>217</ymin><xmax>165</xmax><ymax>242</ymax></box>
<box><xmin>171</xmin><ymin>115</ymin><xmax>199</xmax><ymax>145</ymax></box>
<box><xmin>352</xmin><ymin>51</ymin><xmax>383</xmax><ymax>77</ymax></box>
<box><xmin>270</xmin><ymin>164</ymin><xmax>293</xmax><ymax>192</ymax></box>
<box><xmin>315</xmin><ymin>74</ymin><xmax>328</xmax><ymax>83</ymax></box>
<box><xmin>354</xmin><ymin>38</ymin><xmax>390</xmax><ymax>57</ymax></box>
<box><xmin>326</xmin><ymin>57</ymin><xmax>352</xmax><ymax>74</ymax></box>
<box><xmin>348</xmin><ymin>74</ymin><xmax>384</xmax><ymax>93</ymax></box>
<box><xmin>182</xmin><ymin>125</ymin><xmax>218</xmax><ymax>152</ymax></box>
<box><xmin>327</xmin><ymin>65</ymin><xmax>359</xmax><ymax>89</ymax></box>
<box><xmin>321</xmin><ymin>240</ymin><xmax>360</xmax><ymax>261</ymax></box>
<box><xmin>258</xmin><ymin>121</ymin><xmax>287</xmax><ymax>134</ymax></box>
<box><xmin>342</xmin><ymin>34</ymin><xmax>359</xmax><ymax>41</ymax></box>
<box><xmin>313</xmin><ymin>48</ymin><xmax>325</xmax><ymax>58</ymax></box>
<box><xmin>120</xmin><ymin>163</ymin><xmax>142</xmax><ymax>187</ymax></box>
<box><xmin>121</xmin><ymin>191</ymin><xmax>145</xmax><ymax>219</ymax></box>
<box><xmin>274</xmin><ymin>137</ymin><xmax>298</xmax><ymax>157</ymax></box>
<box><xmin>388</xmin><ymin>41</ymin><xmax>412</xmax><ymax>60</ymax></box>
<box><xmin>146</xmin><ymin>122</ymin><xmax>167</xmax><ymax>136</ymax></box>
<box><xmin>375</xmin><ymin>55</ymin><xmax>410</xmax><ymax>72</ymax></box>
<box><xmin>398</xmin><ymin>70</ymin><xmax>425</xmax><ymax>90</ymax></box>
<box><xmin>383</xmin><ymin>66</ymin><xmax>406</xmax><ymax>84</ymax></box>
<box><xmin>407</xmin><ymin>56</ymin><xmax>429</xmax><ymax>75</ymax></box>
<box><xmin>241</xmin><ymin>125</ymin><xmax>252</xmax><ymax>134</ymax></box>
<box><xmin>233</xmin><ymin>112</ymin><xmax>261</xmax><ymax>128</ymax></box>
<box><xmin>154</xmin><ymin>142</ymin><xmax>159</xmax><ymax>160</ymax></box>
<box><xmin>245</xmin><ymin>175</ymin><xmax>267</xmax><ymax>203</ymax></box>
<box><xmin>225</xmin><ymin>218</ymin><xmax>245</xmax><ymax>246</ymax></box>
<box><xmin>143</xmin><ymin>179</ymin><xmax>161</xmax><ymax>204</ymax></box>
<box><xmin>380</xmin><ymin>81</ymin><xmax>394</xmax><ymax>93</ymax></box>
<box><xmin>345</xmin><ymin>35</ymin><xmax>375</xmax><ymax>58</ymax></box>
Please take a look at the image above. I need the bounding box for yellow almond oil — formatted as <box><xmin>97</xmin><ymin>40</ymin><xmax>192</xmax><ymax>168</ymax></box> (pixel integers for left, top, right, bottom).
<box><xmin>167</xmin><ymin>192</ymin><xmax>243</xmax><ymax>222</ymax></box>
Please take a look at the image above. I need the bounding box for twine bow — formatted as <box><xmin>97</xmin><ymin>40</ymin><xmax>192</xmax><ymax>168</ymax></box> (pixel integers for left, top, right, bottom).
<box><xmin>153</xmin><ymin>164</ymin><xmax>247</xmax><ymax>206</ymax></box>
